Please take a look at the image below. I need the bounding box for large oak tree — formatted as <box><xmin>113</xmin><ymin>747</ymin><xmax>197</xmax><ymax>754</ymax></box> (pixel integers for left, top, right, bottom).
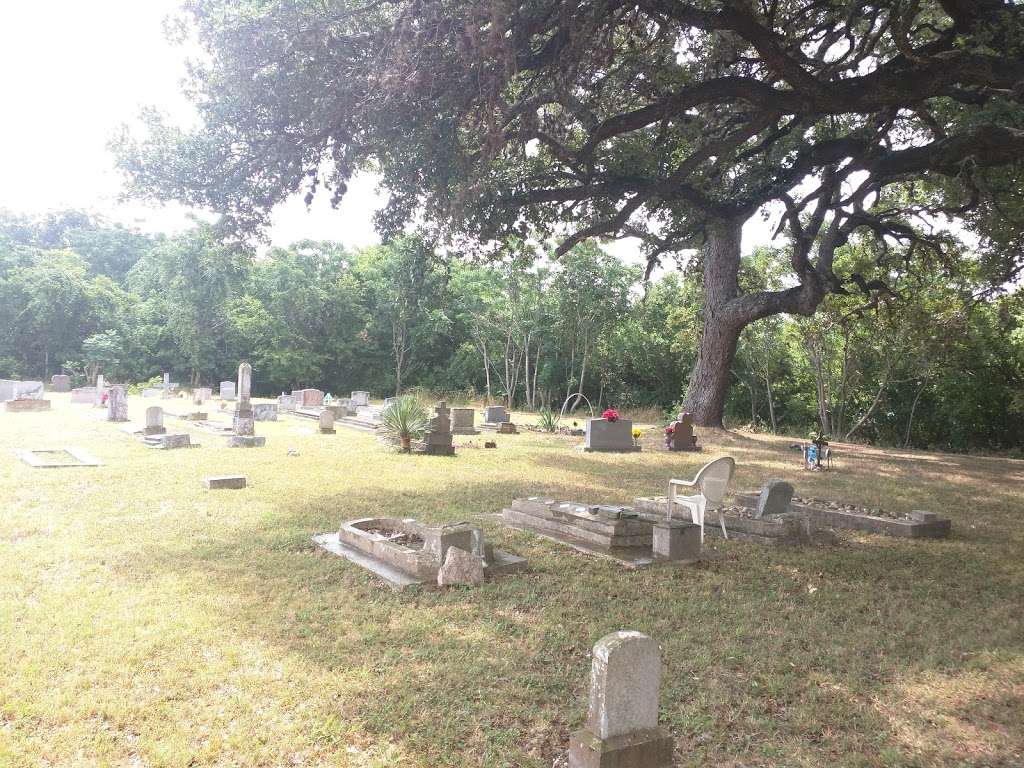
<box><xmin>118</xmin><ymin>0</ymin><xmax>1024</xmax><ymax>425</ymax></box>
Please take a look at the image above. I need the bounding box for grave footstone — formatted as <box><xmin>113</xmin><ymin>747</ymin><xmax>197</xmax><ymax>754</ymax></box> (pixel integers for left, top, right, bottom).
<box><xmin>107</xmin><ymin>385</ymin><xmax>128</xmax><ymax>422</ymax></box>
<box><xmin>755</xmin><ymin>479</ymin><xmax>794</xmax><ymax>519</ymax></box>
<box><xmin>437</xmin><ymin>546</ymin><xmax>485</xmax><ymax>586</ymax></box>
<box><xmin>144</xmin><ymin>406</ymin><xmax>166</xmax><ymax>435</ymax></box>
<box><xmin>568</xmin><ymin>631</ymin><xmax>672</xmax><ymax>768</ymax></box>
<box><xmin>203</xmin><ymin>476</ymin><xmax>247</xmax><ymax>489</ymax></box>
<box><xmin>50</xmin><ymin>374</ymin><xmax>71</xmax><ymax>392</ymax></box>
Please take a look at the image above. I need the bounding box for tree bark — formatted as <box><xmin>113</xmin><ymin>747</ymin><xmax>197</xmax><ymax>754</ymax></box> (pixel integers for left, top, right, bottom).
<box><xmin>683</xmin><ymin>219</ymin><xmax>744</xmax><ymax>426</ymax></box>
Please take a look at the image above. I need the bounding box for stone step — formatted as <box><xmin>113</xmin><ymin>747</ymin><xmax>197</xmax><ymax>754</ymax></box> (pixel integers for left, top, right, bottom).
<box><xmin>337</xmin><ymin>417</ymin><xmax>379</xmax><ymax>433</ymax></box>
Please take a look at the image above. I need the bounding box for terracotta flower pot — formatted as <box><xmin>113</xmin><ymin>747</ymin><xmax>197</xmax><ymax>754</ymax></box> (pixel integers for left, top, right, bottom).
<box><xmin>401</xmin><ymin>435</ymin><xmax>412</xmax><ymax>452</ymax></box>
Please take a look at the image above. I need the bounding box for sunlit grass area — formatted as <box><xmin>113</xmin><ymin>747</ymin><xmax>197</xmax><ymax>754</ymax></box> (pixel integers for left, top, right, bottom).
<box><xmin>1</xmin><ymin>396</ymin><xmax>1021</xmax><ymax>767</ymax></box>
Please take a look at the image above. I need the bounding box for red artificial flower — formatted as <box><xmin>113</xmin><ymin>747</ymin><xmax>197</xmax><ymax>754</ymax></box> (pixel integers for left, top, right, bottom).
<box><xmin>602</xmin><ymin>408</ymin><xmax>620</xmax><ymax>422</ymax></box>
<box><xmin>665</xmin><ymin>424</ymin><xmax>675</xmax><ymax>434</ymax></box>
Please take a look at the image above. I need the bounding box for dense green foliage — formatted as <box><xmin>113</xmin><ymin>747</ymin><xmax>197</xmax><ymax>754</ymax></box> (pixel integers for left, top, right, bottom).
<box><xmin>1</xmin><ymin>209</ymin><xmax>1021</xmax><ymax>451</ymax></box>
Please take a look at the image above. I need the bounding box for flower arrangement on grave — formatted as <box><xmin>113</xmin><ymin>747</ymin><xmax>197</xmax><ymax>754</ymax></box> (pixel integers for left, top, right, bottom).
<box><xmin>631</xmin><ymin>427</ymin><xmax>642</xmax><ymax>446</ymax></box>
<box><xmin>602</xmin><ymin>408</ymin><xmax>620</xmax><ymax>422</ymax></box>
<box><xmin>664</xmin><ymin>423</ymin><xmax>675</xmax><ymax>449</ymax></box>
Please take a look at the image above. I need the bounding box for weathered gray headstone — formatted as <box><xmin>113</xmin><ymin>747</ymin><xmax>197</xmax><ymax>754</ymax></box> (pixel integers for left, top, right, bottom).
<box><xmin>451</xmin><ymin>407</ymin><xmax>478</xmax><ymax>435</ymax></box>
<box><xmin>220</xmin><ymin>380</ymin><xmax>236</xmax><ymax>400</ymax></box>
<box><xmin>419</xmin><ymin>401</ymin><xmax>455</xmax><ymax>455</ymax></box>
<box><xmin>193</xmin><ymin>387</ymin><xmax>212</xmax><ymax>405</ymax></box>
<box><xmin>0</xmin><ymin>380</ymin><xmax>44</xmax><ymax>400</ymax></box>
<box><xmin>350</xmin><ymin>390</ymin><xmax>370</xmax><ymax>407</ymax></box>
<box><xmin>277</xmin><ymin>394</ymin><xmax>296</xmax><ymax>412</ymax></box>
<box><xmin>94</xmin><ymin>375</ymin><xmax>105</xmax><ymax>408</ymax></box>
<box><xmin>107</xmin><ymin>385</ymin><xmax>128</xmax><ymax>422</ymax></box>
<box><xmin>50</xmin><ymin>374</ymin><xmax>71</xmax><ymax>392</ymax></box>
<box><xmin>70</xmin><ymin>387</ymin><xmax>97</xmax><ymax>404</ymax></box>
<box><xmin>437</xmin><ymin>546</ymin><xmax>485</xmax><ymax>586</ymax></box>
<box><xmin>568</xmin><ymin>631</ymin><xmax>672</xmax><ymax>767</ymax></box>
<box><xmin>319</xmin><ymin>410</ymin><xmax>336</xmax><ymax>434</ymax></box>
<box><xmin>755</xmin><ymin>479</ymin><xmax>794</xmax><ymax>519</ymax></box>
<box><xmin>253</xmin><ymin>403</ymin><xmax>278</xmax><ymax>421</ymax></box>
<box><xmin>483</xmin><ymin>405</ymin><xmax>509</xmax><ymax>424</ymax></box>
<box><xmin>584</xmin><ymin>417</ymin><xmax>640</xmax><ymax>453</ymax></box>
<box><xmin>144</xmin><ymin>406</ymin><xmax>166</xmax><ymax>435</ymax></box>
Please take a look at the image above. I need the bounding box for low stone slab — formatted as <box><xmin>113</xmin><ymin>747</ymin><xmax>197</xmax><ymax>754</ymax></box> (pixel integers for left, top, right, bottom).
<box><xmin>634</xmin><ymin>496</ymin><xmax>821</xmax><ymax>546</ymax></box>
<box><xmin>228</xmin><ymin>435</ymin><xmax>266</xmax><ymax>448</ymax></box>
<box><xmin>203</xmin><ymin>475</ymin><xmax>246</xmax><ymax>490</ymax></box>
<box><xmin>763</xmin><ymin>495</ymin><xmax>951</xmax><ymax>539</ymax></box>
<box><xmin>15</xmin><ymin>447</ymin><xmax>102</xmax><ymax>468</ymax></box>
<box><xmin>5</xmin><ymin>399</ymin><xmax>51</xmax><ymax>412</ymax></box>
<box><xmin>144</xmin><ymin>433</ymin><xmax>193</xmax><ymax>450</ymax></box>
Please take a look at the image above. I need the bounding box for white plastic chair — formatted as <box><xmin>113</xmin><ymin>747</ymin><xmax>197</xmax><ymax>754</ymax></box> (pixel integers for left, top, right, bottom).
<box><xmin>667</xmin><ymin>456</ymin><xmax>736</xmax><ymax>542</ymax></box>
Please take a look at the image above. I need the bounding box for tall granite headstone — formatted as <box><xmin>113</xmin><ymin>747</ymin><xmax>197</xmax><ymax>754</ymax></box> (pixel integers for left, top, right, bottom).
<box><xmin>107</xmin><ymin>385</ymin><xmax>128</xmax><ymax>422</ymax></box>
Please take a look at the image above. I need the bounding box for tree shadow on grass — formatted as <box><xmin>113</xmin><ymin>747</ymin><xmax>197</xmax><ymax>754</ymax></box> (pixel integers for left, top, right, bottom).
<box><xmin>135</xmin><ymin>462</ymin><xmax>1024</xmax><ymax>768</ymax></box>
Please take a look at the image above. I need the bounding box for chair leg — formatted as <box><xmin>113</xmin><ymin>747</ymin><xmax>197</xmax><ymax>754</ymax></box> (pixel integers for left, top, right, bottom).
<box><xmin>719</xmin><ymin>512</ymin><xmax>728</xmax><ymax>540</ymax></box>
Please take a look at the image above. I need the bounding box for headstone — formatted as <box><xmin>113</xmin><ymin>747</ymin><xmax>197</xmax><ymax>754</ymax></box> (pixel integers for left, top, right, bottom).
<box><xmin>277</xmin><ymin>394</ymin><xmax>296</xmax><ymax>412</ymax></box>
<box><xmin>144</xmin><ymin>406</ymin><xmax>166</xmax><ymax>435</ymax></box>
<box><xmin>419</xmin><ymin>401</ymin><xmax>455</xmax><ymax>456</ymax></box>
<box><xmin>755</xmin><ymin>479</ymin><xmax>794</xmax><ymax>519</ymax></box>
<box><xmin>162</xmin><ymin>372</ymin><xmax>171</xmax><ymax>398</ymax></box>
<box><xmin>107</xmin><ymin>385</ymin><xmax>128</xmax><ymax>422</ymax></box>
<box><xmin>0</xmin><ymin>380</ymin><xmax>44</xmax><ymax>400</ymax></box>
<box><xmin>584</xmin><ymin>418</ymin><xmax>640</xmax><ymax>452</ymax></box>
<box><xmin>193</xmin><ymin>387</ymin><xmax>212</xmax><ymax>405</ymax></box>
<box><xmin>497</xmin><ymin>422</ymin><xmax>518</xmax><ymax>435</ymax></box>
<box><xmin>94</xmin><ymin>375</ymin><xmax>105</xmax><ymax>408</ymax></box>
<box><xmin>437</xmin><ymin>546</ymin><xmax>485</xmax><ymax>586</ymax></box>
<box><xmin>568</xmin><ymin>631</ymin><xmax>672</xmax><ymax>767</ymax></box>
<box><xmin>293</xmin><ymin>388</ymin><xmax>324</xmax><ymax>407</ymax></box>
<box><xmin>203</xmin><ymin>475</ymin><xmax>247</xmax><ymax>490</ymax></box>
<box><xmin>351</xmin><ymin>390</ymin><xmax>370</xmax><ymax>407</ymax></box>
<box><xmin>451</xmin><ymin>407</ymin><xmax>478</xmax><ymax>435</ymax></box>
<box><xmin>50</xmin><ymin>374</ymin><xmax>71</xmax><ymax>392</ymax></box>
<box><xmin>666</xmin><ymin>411</ymin><xmax>699</xmax><ymax>451</ymax></box>
<box><xmin>253</xmin><ymin>403</ymin><xmax>278</xmax><ymax>421</ymax></box>
<box><xmin>70</xmin><ymin>387</ymin><xmax>97</xmax><ymax>404</ymax></box>
<box><xmin>238</xmin><ymin>363</ymin><xmax>252</xmax><ymax>402</ymax></box>
<box><xmin>652</xmin><ymin>520</ymin><xmax>701</xmax><ymax>561</ymax></box>
<box><xmin>220</xmin><ymin>381</ymin><xmax>236</xmax><ymax>401</ymax></box>
<box><xmin>483</xmin><ymin>405</ymin><xmax>509</xmax><ymax>424</ymax></box>
<box><xmin>383</xmin><ymin>396</ymin><xmax>398</xmax><ymax>409</ymax></box>
<box><xmin>229</xmin><ymin>363</ymin><xmax>264</xmax><ymax>447</ymax></box>
<box><xmin>319</xmin><ymin>410</ymin><xmax>336</xmax><ymax>434</ymax></box>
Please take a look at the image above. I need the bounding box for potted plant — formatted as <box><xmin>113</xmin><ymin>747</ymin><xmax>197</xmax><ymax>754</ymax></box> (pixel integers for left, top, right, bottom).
<box><xmin>380</xmin><ymin>396</ymin><xmax>428</xmax><ymax>452</ymax></box>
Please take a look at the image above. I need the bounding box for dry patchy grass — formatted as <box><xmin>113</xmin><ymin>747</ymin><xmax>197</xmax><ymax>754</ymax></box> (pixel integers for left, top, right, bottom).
<box><xmin>0</xmin><ymin>397</ymin><xmax>1021</xmax><ymax>767</ymax></box>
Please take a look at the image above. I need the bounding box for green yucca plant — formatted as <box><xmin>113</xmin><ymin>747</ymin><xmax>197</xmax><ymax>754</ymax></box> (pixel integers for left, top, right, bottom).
<box><xmin>537</xmin><ymin>409</ymin><xmax>560</xmax><ymax>433</ymax></box>
<box><xmin>380</xmin><ymin>396</ymin><xmax>429</xmax><ymax>451</ymax></box>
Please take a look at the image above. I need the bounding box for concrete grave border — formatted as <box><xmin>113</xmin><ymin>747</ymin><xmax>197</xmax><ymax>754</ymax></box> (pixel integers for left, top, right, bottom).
<box><xmin>15</xmin><ymin>447</ymin><xmax>103</xmax><ymax>468</ymax></box>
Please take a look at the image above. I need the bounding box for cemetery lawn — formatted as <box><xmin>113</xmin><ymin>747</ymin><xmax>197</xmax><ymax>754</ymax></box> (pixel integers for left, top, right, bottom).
<box><xmin>1</xmin><ymin>397</ymin><xmax>1022</xmax><ymax>768</ymax></box>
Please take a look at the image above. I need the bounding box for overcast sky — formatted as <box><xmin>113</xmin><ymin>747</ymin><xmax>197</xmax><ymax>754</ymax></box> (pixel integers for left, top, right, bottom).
<box><xmin>0</xmin><ymin>1</ymin><xmax>779</xmax><ymax>260</ymax></box>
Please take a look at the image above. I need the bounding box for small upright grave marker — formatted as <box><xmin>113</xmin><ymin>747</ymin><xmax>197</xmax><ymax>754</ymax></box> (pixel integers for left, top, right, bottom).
<box><xmin>220</xmin><ymin>380</ymin><xmax>236</xmax><ymax>400</ymax></box>
<box><xmin>568</xmin><ymin>631</ymin><xmax>672</xmax><ymax>767</ymax></box>
<box><xmin>144</xmin><ymin>406</ymin><xmax>166</xmax><ymax>435</ymax></box>
<box><xmin>50</xmin><ymin>374</ymin><xmax>71</xmax><ymax>392</ymax></box>
<box><xmin>319</xmin><ymin>410</ymin><xmax>336</xmax><ymax>434</ymax></box>
<box><xmin>203</xmin><ymin>475</ymin><xmax>247</xmax><ymax>490</ymax></box>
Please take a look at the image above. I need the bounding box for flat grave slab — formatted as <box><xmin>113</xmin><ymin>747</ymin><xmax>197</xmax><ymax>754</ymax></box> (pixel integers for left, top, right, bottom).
<box><xmin>5</xmin><ymin>399</ymin><xmax>52</xmax><ymax>412</ymax></box>
<box><xmin>15</xmin><ymin>447</ymin><xmax>102</xmax><ymax>468</ymax></box>
<box><xmin>502</xmin><ymin>498</ymin><xmax>701</xmax><ymax>568</ymax></box>
<box><xmin>203</xmin><ymin>475</ymin><xmax>247</xmax><ymax>489</ymax></box>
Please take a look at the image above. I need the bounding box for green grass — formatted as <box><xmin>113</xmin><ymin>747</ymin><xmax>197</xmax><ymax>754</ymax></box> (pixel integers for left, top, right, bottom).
<box><xmin>0</xmin><ymin>397</ymin><xmax>1021</xmax><ymax>767</ymax></box>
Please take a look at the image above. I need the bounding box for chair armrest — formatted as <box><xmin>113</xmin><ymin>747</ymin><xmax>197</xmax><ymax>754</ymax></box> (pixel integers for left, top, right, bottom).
<box><xmin>668</xmin><ymin>478</ymin><xmax>697</xmax><ymax>489</ymax></box>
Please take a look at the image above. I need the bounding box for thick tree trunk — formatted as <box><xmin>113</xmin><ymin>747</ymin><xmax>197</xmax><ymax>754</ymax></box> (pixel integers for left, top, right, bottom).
<box><xmin>683</xmin><ymin>220</ymin><xmax>744</xmax><ymax>427</ymax></box>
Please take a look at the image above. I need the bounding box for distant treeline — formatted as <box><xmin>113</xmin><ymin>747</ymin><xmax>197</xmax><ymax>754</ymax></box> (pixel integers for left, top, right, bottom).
<box><xmin>1</xmin><ymin>210</ymin><xmax>1022</xmax><ymax>452</ymax></box>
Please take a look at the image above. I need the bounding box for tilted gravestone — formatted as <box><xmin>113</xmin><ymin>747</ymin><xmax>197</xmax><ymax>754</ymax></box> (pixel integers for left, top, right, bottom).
<box><xmin>568</xmin><ymin>631</ymin><xmax>673</xmax><ymax>767</ymax></box>
<box><xmin>755</xmin><ymin>479</ymin><xmax>795</xmax><ymax>519</ymax></box>
<box><xmin>107</xmin><ymin>385</ymin><xmax>128</xmax><ymax>422</ymax></box>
